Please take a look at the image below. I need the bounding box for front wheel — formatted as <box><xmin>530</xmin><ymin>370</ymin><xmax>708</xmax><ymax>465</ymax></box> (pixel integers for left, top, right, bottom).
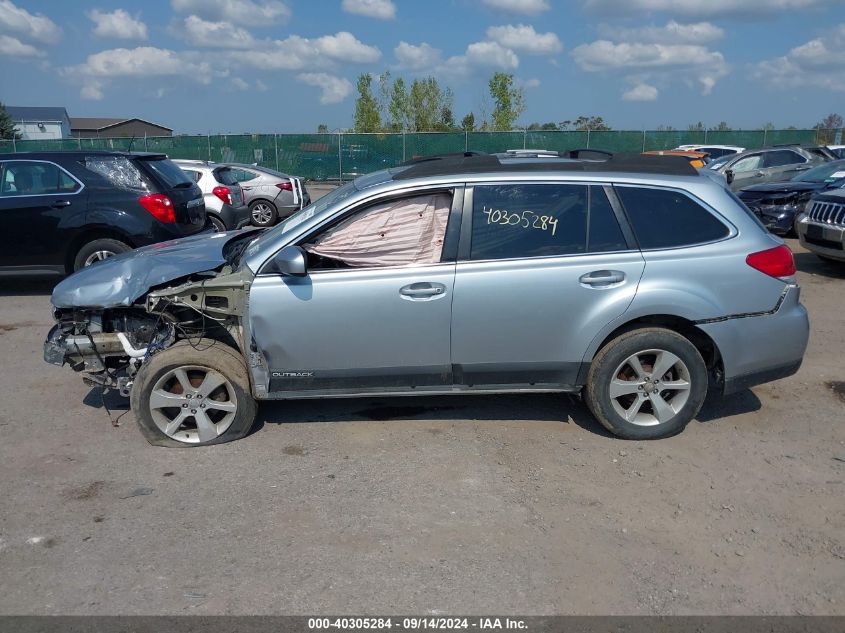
<box><xmin>584</xmin><ymin>328</ymin><xmax>708</xmax><ymax>440</ymax></box>
<box><xmin>130</xmin><ymin>341</ymin><xmax>257</xmax><ymax>447</ymax></box>
<box><xmin>250</xmin><ymin>200</ymin><xmax>278</xmax><ymax>227</ymax></box>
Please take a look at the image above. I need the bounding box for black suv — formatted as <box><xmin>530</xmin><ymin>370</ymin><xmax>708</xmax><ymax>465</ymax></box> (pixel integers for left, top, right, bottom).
<box><xmin>0</xmin><ymin>151</ymin><xmax>208</xmax><ymax>274</ymax></box>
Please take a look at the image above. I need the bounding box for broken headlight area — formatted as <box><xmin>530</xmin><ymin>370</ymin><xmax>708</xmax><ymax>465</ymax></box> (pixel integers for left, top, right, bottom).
<box><xmin>45</xmin><ymin>308</ymin><xmax>175</xmax><ymax>393</ymax></box>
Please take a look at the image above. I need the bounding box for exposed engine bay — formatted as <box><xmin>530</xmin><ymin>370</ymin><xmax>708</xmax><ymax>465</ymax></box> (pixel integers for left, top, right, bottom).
<box><xmin>44</xmin><ymin>231</ymin><xmax>259</xmax><ymax>397</ymax></box>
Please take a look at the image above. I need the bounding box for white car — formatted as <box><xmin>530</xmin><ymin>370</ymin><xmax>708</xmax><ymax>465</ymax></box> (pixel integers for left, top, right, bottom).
<box><xmin>827</xmin><ymin>145</ymin><xmax>845</xmax><ymax>159</ymax></box>
<box><xmin>173</xmin><ymin>160</ymin><xmax>250</xmax><ymax>232</ymax></box>
<box><xmin>675</xmin><ymin>145</ymin><xmax>745</xmax><ymax>159</ymax></box>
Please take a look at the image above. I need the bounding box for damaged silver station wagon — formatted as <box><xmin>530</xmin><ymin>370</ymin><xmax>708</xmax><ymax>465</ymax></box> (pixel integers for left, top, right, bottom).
<box><xmin>45</xmin><ymin>153</ymin><xmax>810</xmax><ymax>447</ymax></box>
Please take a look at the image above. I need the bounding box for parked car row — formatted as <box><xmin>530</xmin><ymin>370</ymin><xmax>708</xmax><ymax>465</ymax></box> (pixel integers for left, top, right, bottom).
<box><xmin>0</xmin><ymin>151</ymin><xmax>309</xmax><ymax>275</ymax></box>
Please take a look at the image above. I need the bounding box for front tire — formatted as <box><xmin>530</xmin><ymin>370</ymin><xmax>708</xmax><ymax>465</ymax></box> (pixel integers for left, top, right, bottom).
<box><xmin>585</xmin><ymin>328</ymin><xmax>708</xmax><ymax>440</ymax></box>
<box><xmin>130</xmin><ymin>340</ymin><xmax>257</xmax><ymax>447</ymax></box>
<box><xmin>73</xmin><ymin>238</ymin><xmax>131</xmax><ymax>271</ymax></box>
<box><xmin>250</xmin><ymin>200</ymin><xmax>278</xmax><ymax>227</ymax></box>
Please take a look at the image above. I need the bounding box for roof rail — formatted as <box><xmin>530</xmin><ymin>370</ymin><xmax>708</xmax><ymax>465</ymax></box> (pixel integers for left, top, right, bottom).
<box><xmin>393</xmin><ymin>150</ymin><xmax>698</xmax><ymax>180</ymax></box>
<box><xmin>399</xmin><ymin>151</ymin><xmax>489</xmax><ymax>166</ymax></box>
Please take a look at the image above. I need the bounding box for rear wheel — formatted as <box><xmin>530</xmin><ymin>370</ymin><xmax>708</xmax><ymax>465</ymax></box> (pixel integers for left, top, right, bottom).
<box><xmin>208</xmin><ymin>214</ymin><xmax>226</xmax><ymax>232</ymax></box>
<box><xmin>250</xmin><ymin>200</ymin><xmax>278</xmax><ymax>227</ymax></box>
<box><xmin>131</xmin><ymin>340</ymin><xmax>257</xmax><ymax>447</ymax></box>
<box><xmin>585</xmin><ymin>328</ymin><xmax>708</xmax><ymax>440</ymax></box>
<box><xmin>73</xmin><ymin>238</ymin><xmax>131</xmax><ymax>271</ymax></box>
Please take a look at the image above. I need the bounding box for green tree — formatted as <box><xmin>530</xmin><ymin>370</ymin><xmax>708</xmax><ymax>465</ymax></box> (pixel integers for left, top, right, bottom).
<box><xmin>488</xmin><ymin>73</ymin><xmax>525</xmax><ymax>131</ymax></box>
<box><xmin>656</xmin><ymin>124</ymin><xmax>676</xmax><ymax>132</ymax></box>
<box><xmin>388</xmin><ymin>77</ymin><xmax>410</xmax><ymax>132</ymax></box>
<box><xmin>687</xmin><ymin>121</ymin><xmax>706</xmax><ymax>132</ymax></box>
<box><xmin>559</xmin><ymin>116</ymin><xmax>611</xmax><ymax>131</ymax></box>
<box><xmin>408</xmin><ymin>77</ymin><xmax>451</xmax><ymax>132</ymax></box>
<box><xmin>0</xmin><ymin>102</ymin><xmax>20</xmax><ymax>141</ymax></box>
<box><xmin>460</xmin><ymin>112</ymin><xmax>476</xmax><ymax>132</ymax></box>
<box><xmin>710</xmin><ymin>121</ymin><xmax>732</xmax><ymax>131</ymax></box>
<box><xmin>761</xmin><ymin>122</ymin><xmax>775</xmax><ymax>131</ymax></box>
<box><xmin>528</xmin><ymin>122</ymin><xmax>559</xmax><ymax>131</ymax></box>
<box><xmin>317</xmin><ymin>123</ymin><xmax>328</xmax><ymax>133</ymax></box>
<box><xmin>815</xmin><ymin>113</ymin><xmax>843</xmax><ymax>144</ymax></box>
<box><xmin>353</xmin><ymin>73</ymin><xmax>381</xmax><ymax>133</ymax></box>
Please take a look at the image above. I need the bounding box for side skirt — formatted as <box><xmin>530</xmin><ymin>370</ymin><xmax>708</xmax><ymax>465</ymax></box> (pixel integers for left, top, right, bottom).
<box><xmin>260</xmin><ymin>384</ymin><xmax>581</xmax><ymax>401</ymax></box>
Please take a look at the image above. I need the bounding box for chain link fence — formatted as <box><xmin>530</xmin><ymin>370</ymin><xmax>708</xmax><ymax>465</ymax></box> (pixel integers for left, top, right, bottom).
<box><xmin>0</xmin><ymin>129</ymin><xmax>840</xmax><ymax>181</ymax></box>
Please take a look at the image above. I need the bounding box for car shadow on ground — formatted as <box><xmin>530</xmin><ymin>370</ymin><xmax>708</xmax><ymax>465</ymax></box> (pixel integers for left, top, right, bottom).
<box><xmin>0</xmin><ymin>275</ymin><xmax>60</xmax><ymax>297</ymax></box>
<box><xmin>794</xmin><ymin>252</ymin><xmax>845</xmax><ymax>279</ymax></box>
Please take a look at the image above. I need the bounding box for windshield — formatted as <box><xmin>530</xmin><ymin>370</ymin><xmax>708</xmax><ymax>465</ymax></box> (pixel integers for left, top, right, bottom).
<box><xmin>793</xmin><ymin>160</ymin><xmax>845</xmax><ymax>183</ymax></box>
<box><xmin>246</xmin><ymin>180</ymin><xmax>359</xmax><ymax>253</ymax></box>
<box><xmin>141</xmin><ymin>158</ymin><xmax>194</xmax><ymax>188</ymax></box>
<box><xmin>708</xmin><ymin>155</ymin><xmax>732</xmax><ymax>171</ymax></box>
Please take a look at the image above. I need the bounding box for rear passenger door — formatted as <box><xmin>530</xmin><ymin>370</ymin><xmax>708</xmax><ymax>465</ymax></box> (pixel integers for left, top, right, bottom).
<box><xmin>760</xmin><ymin>149</ymin><xmax>808</xmax><ymax>183</ymax></box>
<box><xmin>450</xmin><ymin>183</ymin><xmax>645</xmax><ymax>388</ymax></box>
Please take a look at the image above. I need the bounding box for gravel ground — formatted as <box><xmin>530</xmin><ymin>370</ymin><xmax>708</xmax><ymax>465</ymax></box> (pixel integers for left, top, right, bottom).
<box><xmin>0</xmin><ymin>238</ymin><xmax>843</xmax><ymax>615</ymax></box>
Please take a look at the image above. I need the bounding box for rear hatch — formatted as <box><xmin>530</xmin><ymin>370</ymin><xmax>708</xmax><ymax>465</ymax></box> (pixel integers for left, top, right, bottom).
<box><xmin>211</xmin><ymin>167</ymin><xmax>245</xmax><ymax>206</ymax></box>
<box><xmin>133</xmin><ymin>155</ymin><xmax>207</xmax><ymax>232</ymax></box>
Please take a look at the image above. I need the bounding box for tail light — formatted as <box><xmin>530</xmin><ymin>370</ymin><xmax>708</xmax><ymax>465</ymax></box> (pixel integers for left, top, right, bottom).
<box><xmin>746</xmin><ymin>245</ymin><xmax>796</xmax><ymax>278</ymax></box>
<box><xmin>138</xmin><ymin>193</ymin><xmax>176</xmax><ymax>223</ymax></box>
<box><xmin>213</xmin><ymin>186</ymin><xmax>232</xmax><ymax>205</ymax></box>
<box><xmin>276</xmin><ymin>181</ymin><xmax>293</xmax><ymax>191</ymax></box>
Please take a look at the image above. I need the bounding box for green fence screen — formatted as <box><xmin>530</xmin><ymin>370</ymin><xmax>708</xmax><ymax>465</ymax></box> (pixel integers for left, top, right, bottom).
<box><xmin>0</xmin><ymin>129</ymin><xmax>837</xmax><ymax>181</ymax></box>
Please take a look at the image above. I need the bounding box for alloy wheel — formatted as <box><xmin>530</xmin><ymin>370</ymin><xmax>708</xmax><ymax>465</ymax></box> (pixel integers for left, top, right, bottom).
<box><xmin>608</xmin><ymin>349</ymin><xmax>692</xmax><ymax>426</ymax></box>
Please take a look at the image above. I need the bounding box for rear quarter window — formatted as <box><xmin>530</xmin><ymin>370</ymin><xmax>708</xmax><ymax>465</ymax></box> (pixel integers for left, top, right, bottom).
<box><xmin>615</xmin><ymin>186</ymin><xmax>730</xmax><ymax>250</ymax></box>
<box><xmin>83</xmin><ymin>156</ymin><xmax>148</xmax><ymax>191</ymax></box>
<box><xmin>139</xmin><ymin>158</ymin><xmax>193</xmax><ymax>189</ymax></box>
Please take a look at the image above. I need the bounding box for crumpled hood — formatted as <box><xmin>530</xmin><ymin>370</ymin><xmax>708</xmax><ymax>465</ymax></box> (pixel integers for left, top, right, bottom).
<box><xmin>52</xmin><ymin>231</ymin><xmax>252</xmax><ymax>309</ymax></box>
<box><xmin>740</xmin><ymin>181</ymin><xmax>825</xmax><ymax>195</ymax></box>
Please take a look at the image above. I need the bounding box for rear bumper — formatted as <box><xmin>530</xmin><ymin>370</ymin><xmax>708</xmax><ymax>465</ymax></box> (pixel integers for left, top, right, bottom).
<box><xmin>797</xmin><ymin>215</ymin><xmax>845</xmax><ymax>261</ymax></box>
<box><xmin>696</xmin><ymin>284</ymin><xmax>809</xmax><ymax>395</ymax></box>
<box><xmin>217</xmin><ymin>204</ymin><xmax>252</xmax><ymax>230</ymax></box>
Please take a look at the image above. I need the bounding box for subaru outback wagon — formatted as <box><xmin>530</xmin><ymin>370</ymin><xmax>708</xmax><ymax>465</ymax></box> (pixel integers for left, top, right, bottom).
<box><xmin>44</xmin><ymin>153</ymin><xmax>809</xmax><ymax>446</ymax></box>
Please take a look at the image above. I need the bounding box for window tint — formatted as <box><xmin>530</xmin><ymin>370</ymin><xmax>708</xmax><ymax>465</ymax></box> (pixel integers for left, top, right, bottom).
<box><xmin>141</xmin><ymin>158</ymin><xmax>193</xmax><ymax>188</ymax></box>
<box><xmin>616</xmin><ymin>186</ymin><xmax>730</xmax><ymax>250</ymax></box>
<box><xmin>763</xmin><ymin>150</ymin><xmax>805</xmax><ymax>168</ymax></box>
<box><xmin>213</xmin><ymin>168</ymin><xmax>240</xmax><ymax>186</ymax></box>
<box><xmin>0</xmin><ymin>161</ymin><xmax>80</xmax><ymax>196</ymax></box>
<box><xmin>184</xmin><ymin>170</ymin><xmax>202</xmax><ymax>183</ymax></box>
<box><xmin>228</xmin><ymin>168</ymin><xmax>259</xmax><ymax>183</ymax></box>
<box><xmin>588</xmin><ymin>186</ymin><xmax>628</xmax><ymax>252</ymax></box>
<box><xmin>731</xmin><ymin>155</ymin><xmax>762</xmax><ymax>173</ymax></box>
<box><xmin>471</xmin><ymin>184</ymin><xmax>587</xmax><ymax>260</ymax></box>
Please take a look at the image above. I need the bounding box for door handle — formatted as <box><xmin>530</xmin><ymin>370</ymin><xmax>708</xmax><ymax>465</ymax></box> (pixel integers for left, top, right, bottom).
<box><xmin>51</xmin><ymin>200</ymin><xmax>71</xmax><ymax>208</ymax></box>
<box><xmin>754</xmin><ymin>171</ymin><xmax>765</xmax><ymax>177</ymax></box>
<box><xmin>399</xmin><ymin>282</ymin><xmax>446</xmax><ymax>299</ymax></box>
<box><xmin>579</xmin><ymin>270</ymin><xmax>626</xmax><ymax>287</ymax></box>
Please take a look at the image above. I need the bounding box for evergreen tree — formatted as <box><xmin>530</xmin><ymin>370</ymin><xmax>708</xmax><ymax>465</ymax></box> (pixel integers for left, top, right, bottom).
<box><xmin>0</xmin><ymin>102</ymin><xmax>20</xmax><ymax>141</ymax></box>
<box><xmin>353</xmin><ymin>74</ymin><xmax>381</xmax><ymax>133</ymax></box>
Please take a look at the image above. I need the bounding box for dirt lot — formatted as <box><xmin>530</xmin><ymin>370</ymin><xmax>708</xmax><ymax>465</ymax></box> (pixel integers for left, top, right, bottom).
<box><xmin>0</xmin><ymin>238</ymin><xmax>843</xmax><ymax>615</ymax></box>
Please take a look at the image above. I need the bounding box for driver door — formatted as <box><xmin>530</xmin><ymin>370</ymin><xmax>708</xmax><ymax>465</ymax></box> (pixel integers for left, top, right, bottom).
<box><xmin>247</xmin><ymin>187</ymin><xmax>462</xmax><ymax>396</ymax></box>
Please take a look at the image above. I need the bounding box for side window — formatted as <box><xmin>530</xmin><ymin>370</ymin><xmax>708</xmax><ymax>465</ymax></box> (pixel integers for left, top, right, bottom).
<box><xmin>84</xmin><ymin>156</ymin><xmax>147</xmax><ymax>191</ymax></box>
<box><xmin>230</xmin><ymin>169</ymin><xmax>258</xmax><ymax>183</ymax></box>
<box><xmin>303</xmin><ymin>192</ymin><xmax>452</xmax><ymax>269</ymax></box>
<box><xmin>470</xmin><ymin>184</ymin><xmax>588</xmax><ymax>260</ymax></box>
<box><xmin>588</xmin><ymin>186</ymin><xmax>628</xmax><ymax>253</ymax></box>
<box><xmin>616</xmin><ymin>186</ymin><xmax>730</xmax><ymax>250</ymax></box>
<box><xmin>0</xmin><ymin>161</ymin><xmax>79</xmax><ymax>196</ymax></box>
<box><xmin>763</xmin><ymin>150</ymin><xmax>806</xmax><ymax>168</ymax></box>
<box><xmin>731</xmin><ymin>155</ymin><xmax>762</xmax><ymax>173</ymax></box>
<box><xmin>185</xmin><ymin>170</ymin><xmax>202</xmax><ymax>183</ymax></box>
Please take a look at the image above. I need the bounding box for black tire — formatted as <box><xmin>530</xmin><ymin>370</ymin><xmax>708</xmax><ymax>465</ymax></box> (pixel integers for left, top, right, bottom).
<box><xmin>584</xmin><ymin>327</ymin><xmax>708</xmax><ymax>440</ymax></box>
<box><xmin>130</xmin><ymin>340</ymin><xmax>257</xmax><ymax>448</ymax></box>
<box><xmin>249</xmin><ymin>200</ymin><xmax>278</xmax><ymax>227</ymax></box>
<box><xmin>208</xmin><ymin>214</ymin><xmax>226</xmax><ymax>232</ymax></box>
<box><xmin>73</xmin><ymin>238</ymin><xmax>131</xmax><ymax>271</ymax></box>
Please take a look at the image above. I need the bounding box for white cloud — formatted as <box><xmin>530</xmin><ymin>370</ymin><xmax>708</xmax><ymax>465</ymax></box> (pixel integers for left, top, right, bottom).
<box><xmin>481</xmin><ymin>0</ymin><xmax>550</xmax><ymax>14</ymax></box>
<box><xmin>183</xmin><ymin>15</ymin><xmax>254</xmax><ymax>48</ymax></box>
<box><xmin>0</xmin><ymin>0</ymin><xmax>60</xmax><ymax>43</ymax></box>
<box><xmin>572</xmin><ymin>40</ymin><xmax>727</xmax><ymax>94</ymax></box>
<box><xmin>171</xmin><ymin>0</ymin><xmax>290</xmax><ymax>26</ymax></box>
<box><xmin>487</xmin><ymin>24</ymin><xmax>562</xmax><ymax>55</ymax></box>
<box><xmin>752</xmin><ymin>24</ymin><xmax>845</xmax><ymax>92</ymax></box>
<box><xmin>466</xmin><ymin>41</ymin><xmax>519</xmax><ymax>68</ymax></box>
<box><xmin>231</xmin><ymin>77</ymin><xmax>249</xmax><ymax>90</ymax></box>
<box><xmin>88</xmin><ymin>9</ymin><xmax>148</xmax><ymax>40</ymax></box>
<box><xmin>341</xmin><ymin>0</ymin><xmax>396</xmax><ymax>20</ymax></box>
<box><xmin>598</xmin><ymin>20</ymin><xmax>723</xmax><ymax>44</ymax></box>
<box><xmin>0</xmin><ymin>33</ymin><xmax>42</xmax><ymax>58</ymax></box>
<box><xmin>255</xmin><ymin>79</ymin><xmax>268</xmax><ymax>91</ymax></box>
<box><xmin>62</xmin><ymin>46</ymin><xmax>216</xmax><ymax>99</ymax></box>
<box><xmin>622</xmin><ymin>82</ymin><xmax>658</xmax><ymax>101</ymax></box>
<box><xmin>394</xmin><ymin>41</ymin><xmax>442</xmax><ymax>70</ymax></box>
<box><xmin>227</xmin><ymin>31</ymin><xmax>380</xmax><ymax>71</ymax></box>
<box><xmin>521</xmin><ymin>77</ymin><xmax>541</xmax><ymax>88</ymax></box>
<box><xmin>296</xmin><ymin>73</ymin><xmax>353</xmax><ymax>104</ymax></box>
<box><xmin>583</xmin><ymin>0</ymin><xmax>842</xmax><ymax>18</ymax></box>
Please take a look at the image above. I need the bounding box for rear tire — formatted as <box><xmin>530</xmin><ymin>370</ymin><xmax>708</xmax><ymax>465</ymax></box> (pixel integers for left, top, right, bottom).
<box><xmin>73</xmin><ymin>238</ymin><xmax>131</xmax><ymax>271</ymax></box>
<box><xmin>585</xmin><ymin>328</ymin><xmax>708</xmax><ymax>440</ymax></box>
<box><xmin>130</xmin><ymin>340</ymin><xmax>257</xmax><ymax>448</ymax></box>
<box><xmin>250</xmin><ymin>200</ymin><xmax>278</xmax><ymax>227</ymax></box>
<box><xmin>208</xmin><ymin>214</ymin><xmax>226</xmax><ymax>232</ymax></box>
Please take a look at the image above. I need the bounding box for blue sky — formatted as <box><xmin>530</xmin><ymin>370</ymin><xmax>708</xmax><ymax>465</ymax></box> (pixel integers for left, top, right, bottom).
<box><xmin>1</xmin><ymin>0</ymin><xmax>844</xmax><ymax>134</ymax></box>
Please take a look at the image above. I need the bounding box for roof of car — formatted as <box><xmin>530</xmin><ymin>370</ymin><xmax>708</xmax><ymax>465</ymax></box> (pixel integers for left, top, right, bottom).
<box><xmin>1</xmin><ymin>150</ymin><xmax>167</xmax><ymax>160</ymax></box>
<box><xmin>392</xmin><ymin>151</ymin><xmax>698</xmax><ymax>180</ymax></box>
